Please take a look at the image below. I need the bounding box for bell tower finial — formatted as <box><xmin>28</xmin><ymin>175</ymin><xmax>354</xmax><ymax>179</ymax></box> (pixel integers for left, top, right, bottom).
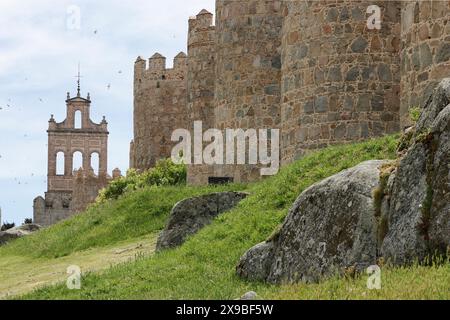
<box><xmin>75</xmin><ymin>62</ymin><xmax>82</xmax><ymax>97</ymax></box>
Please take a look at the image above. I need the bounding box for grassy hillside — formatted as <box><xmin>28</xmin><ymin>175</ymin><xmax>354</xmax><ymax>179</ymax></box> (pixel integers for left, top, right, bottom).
<box><xmin>0</xmin><ymin>184</ymin><xmax>243</xmax><ymax>259</ymax></box>
<box><xmin>0</xmin><ymin>235</ymin><xmax>157</xmax><ymax>298</ymax></box>
<box><xmin>3</xmin><ymin>135</ymin><xmax>449</xmax><ymax>299</ymax></box>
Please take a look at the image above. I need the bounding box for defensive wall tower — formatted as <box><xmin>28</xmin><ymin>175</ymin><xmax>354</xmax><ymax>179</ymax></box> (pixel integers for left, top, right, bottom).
<box><xmin>280</xmin><ymin>0</ymin><xmax>402</xmax><ymax>164</ymax></box>
<box><xmin>131</xmin><ymin>52</ymin><xmax>188</xmax><ymax>170</ymax></box>
<box><xmin>213</xmin><ymin>0</ymin><xmax>284</xmax><ymax>182</ymax></box>
<box><xmin>186</xmin><ymin>9</ymin><xmax>217</xmax><ymax>185</ymax></box>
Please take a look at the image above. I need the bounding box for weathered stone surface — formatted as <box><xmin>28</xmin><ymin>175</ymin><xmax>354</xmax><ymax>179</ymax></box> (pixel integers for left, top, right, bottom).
<box><xmin>435</xmin><ymin>43</ymin><xmax>450</xmax><ymax>64</ymax></box>
<box><xmin>351</xmin><ymin>36</ymin><xmax>368</xmax><ymax>53</ymax></box>
<box><xmin>378</xmin><ymin>64</ymin><xmax>392</xmax><ymax>82</ymax></box>
<box><xmin>238</xmin><ymin>82</ymin><xmax>449</xmax><ymax>280</ymax></box>
<box><xmin>237</xmin><ymin>160</ymin><xmax>387</xmax><ymax>283</ymax></box>
<box><xmin>236</xmin><ymin>241</ymin><xmax>274</xmax><ymax>281</ymax></box>
<box><xmin>156</xmin><ymin>192</ymin><xmax>248</xmax><ymax>251</ymax></box>
<box><xmin>400</xmin><ymin>1</ymin><xmax>450</xmax><ymax>127</ymax></box>
<box><xmin>381</xmin><ymin>78</ymin><xmax>450</xmax><ymax>264</ymax></box>
<box><xmin>315</xmin><ymin>96</ymin><xmax>328</xmax><ymax>113</ymax></box>
<box><xmin>346</xmin><ymin>67</ymin><xmax>359</xmax><ymax>81</ymax></box>
<box><xmin>0</xmin><ymin>224</ymin><xmax>42</xmax><ymax>246</ymax></box>
<box><xmin>280</xmin><ymin>1</ymin><xmax>401</xmax><ymax>165</ymax></box>
<box><xmin>419</xmin><ymin>43</ymin><xmax>433</xmax><ymax>68</ymax></box>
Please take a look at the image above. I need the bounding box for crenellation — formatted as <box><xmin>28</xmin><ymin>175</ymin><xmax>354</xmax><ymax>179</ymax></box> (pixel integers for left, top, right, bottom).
<box><xmin>174</xmin><ymin>52</ymin><xmax>188</xmax><ymax>70</ymax></box>
<box><xmin>195</xmin><ymin>9</ymin><xmax>214</xmax><ymax>28</ymax></box>
<box><xmin>131</xmin><ymin>50</ymin><xmax>188</xmax><ymax>170</ymax></box>
<box><xmin>134</xmin><ymin>56</ymin><xmax>147</xmax><ymax>82</ymax></box>
<box><xmin>149</xmin><ymin>52</ymin><xmax>166</xmax><ymax>71</ymax></box>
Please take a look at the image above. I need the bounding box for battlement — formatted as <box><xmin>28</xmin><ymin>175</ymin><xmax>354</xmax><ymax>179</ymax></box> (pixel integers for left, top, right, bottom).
<box><xmin>188</xmin><ymin>9</ymin><xmax>216</xmax><ymax>51</ymax></box>
<box><xmin>132</xmin><ymin>51</ymin><xmax>188</xmax><ymax>170</ymax></box>
<box><xmin>174</xmin><ymin>52</ymin><xmax>187</xmax><ymax>70</ymax></box>
<box><xmin>189</xmin><ymin>9</ymin><xmax>214</xmax><ymax>31</ymax></box>
<box><xmin>134</xmin><ymin>52</ymin><xmax>187</xmax><ymax>81</ymax></box>
<box><xmin>149</xmin><ymin>52</ymin><xmax>166</xmax><ymax>71</ymax></box>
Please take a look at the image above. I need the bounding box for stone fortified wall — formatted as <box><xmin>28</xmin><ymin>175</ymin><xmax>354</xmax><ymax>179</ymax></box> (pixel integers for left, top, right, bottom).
<box><xmin>130</xmin><ymin>0</ymin><xmax>450</xmax><ymax>185</ymax></box>
<box><xmin>131</xmin><ymin>53</ymin><xmax>188</xmax><ymax>170</ymax></box>
<box><xmin>400</xmin><ymin>0</ymin><xmax>450</xmax><ymax>128</ymax></box>
<box><xmin>281</xmin><ymin>0</ymin><xmax>401</xmax><ymax>164</ymax></box>
<box><xmin>213</xmin><ymin>0</ymin><xmax>283</xmax><ymax>182</ymax></box>
<box><xmin>186</xmin><ymin>10</ymin><xmax>217</xmax><ymax>185</ymax></box>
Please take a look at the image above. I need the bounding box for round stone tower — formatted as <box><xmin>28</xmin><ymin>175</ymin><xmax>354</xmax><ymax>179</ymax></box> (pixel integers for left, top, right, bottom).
<box><xmin>131</xmin><ymin>53</ymin><xmax>188</xmax><ymax>170</ymax></box>
<box><xmin>400</xmin><ymin>0</ymin><xmax>450</xmax><ymax>128</ymax></box>
<box><xmin>280</xmin><ymin>0</ymin><xmax>402</xmax><ymax>164</ymax></box>
<box><xmin>186</xmin><ymin>9</ymin><xmax>217</xmax><ymax>185</ymax></box>
<box><xmin>214</xmin><ymin>0</ymin><xmax>284</xmax><ymax>182</ymax></box>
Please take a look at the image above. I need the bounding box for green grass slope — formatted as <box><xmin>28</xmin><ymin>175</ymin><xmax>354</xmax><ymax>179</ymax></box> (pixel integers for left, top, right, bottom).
<box><xmin>1</xmin><ymin>184</ymin><xmax>243</xmax><ymax>259</ymax></box>
<box><xmin>17</xmin><ymin>135</ymin><xmax>448</xmax><ymax>300</ymax></box>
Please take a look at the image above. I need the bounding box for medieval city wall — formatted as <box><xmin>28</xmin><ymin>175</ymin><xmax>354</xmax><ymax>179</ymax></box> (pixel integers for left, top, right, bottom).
<box><xmin>186</xmin><ymin>10</ymin><xmax>217</xmax><ymax>185</ymax></box>
<box><xmin>130</xmin><ymin>0</ymin><xmax>449</xmax><ymax>184</ymax></box>
<box><xmin>400</xmin><ymin>0</ymin><xmax>450</xmax><ymax>128</ymax></box>
<box><xmin>132</xmin><ymin>53</ymin><xmax>188</xmax><ymax>170</ymax></box>
<box><xmin>280</xmin><ymin>0</ymin><xmax>401</xmax><ymax>164</ymax></box>
<box><xmin>71</xmin><ymin>169</ymin><xmax>110</xmax><ymax>213</ymax></box>
<box><xmin>213</xmin><ymin>0</ymin><xmax>283</xmax><ymax>182</ymax></box>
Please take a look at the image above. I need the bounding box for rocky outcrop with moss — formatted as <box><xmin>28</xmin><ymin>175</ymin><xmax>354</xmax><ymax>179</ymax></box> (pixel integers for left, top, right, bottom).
<box><xmin>237</xmin><ymin>160</ymin><xmax>388</xmax><ymax>283</ymax></box>
<box><xmin>156</xmin><ymin>192</ymin><xmax>248</xmax><ymax>251</ymax></box>
<box><xmin>237</xmin><ymin>79</ymin><xmax>450</xmax><ymax>283</ymax></box>
<box><xmin>380</xmin><ymin>78</ymin><xmax>450</xmax><ymax>264</ymax></box>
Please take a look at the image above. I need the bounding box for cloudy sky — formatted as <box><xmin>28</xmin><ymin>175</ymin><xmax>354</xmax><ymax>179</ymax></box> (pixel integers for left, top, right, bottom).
<box><xmin>0</xmin><ymin>0</ymin><xmax>215</xmax><ymax>224</ymax></box>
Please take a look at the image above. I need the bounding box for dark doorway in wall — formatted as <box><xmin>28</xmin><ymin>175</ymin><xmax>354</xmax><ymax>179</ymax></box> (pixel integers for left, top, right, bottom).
<box><xmin>208</xmin><ymin>177</ymin><xmax>234</xmax><ymax>185</ymax></box>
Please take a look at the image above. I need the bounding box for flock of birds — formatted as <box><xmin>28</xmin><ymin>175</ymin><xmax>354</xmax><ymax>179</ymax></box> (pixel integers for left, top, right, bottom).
<box><xmin>0</xmin><ymin>98</ymin><xmax>44</xmax><ymax>188</ymax></box>
<box><xmin>0</xmin><ymin>28</ymin><xmax>130</xmax><ymax>216</ymax></box>
<box><xmin>0</xmin><ymin>30</ymin><xmax>125</xmax><ymax>190</ymax></box>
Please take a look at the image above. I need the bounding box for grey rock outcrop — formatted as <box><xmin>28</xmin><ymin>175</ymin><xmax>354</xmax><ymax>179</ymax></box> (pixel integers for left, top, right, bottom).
<box><xmin>237</xmin><ymin>160</ymin><xmax>387</xmax><ymax>284</ymax></box>
<box><xmin>0</xmin><ymin>224</ymin><xmax>42</xmax><ymax>246</ymax></box>
<box><xmin>237</xmin><ymin>78</ymin><xmax>450</xmax><ymax>284</ymax></box>
<box><xmin>156</xmin><ymin>192</ymin><xmax>248</xmax><ymax>251</ymax></box>
<box><xmin>380</xmin><ymin>78</ymin><xmax>450</xmax><ymax>264</ymax></box>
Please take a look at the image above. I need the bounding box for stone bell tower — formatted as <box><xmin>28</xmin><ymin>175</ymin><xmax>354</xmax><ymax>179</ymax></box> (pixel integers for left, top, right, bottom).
<box><xmin>33</xmin><ymin>72</ymin><xmax>113</xmax><ymax>226</ymax></box>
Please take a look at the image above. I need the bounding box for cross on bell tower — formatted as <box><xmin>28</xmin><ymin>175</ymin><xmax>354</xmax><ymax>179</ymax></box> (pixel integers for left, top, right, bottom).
<box><xmin>75</xmin><ymin>63</ymin><xmax>83</xmax><ymax>97</ymax></box>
